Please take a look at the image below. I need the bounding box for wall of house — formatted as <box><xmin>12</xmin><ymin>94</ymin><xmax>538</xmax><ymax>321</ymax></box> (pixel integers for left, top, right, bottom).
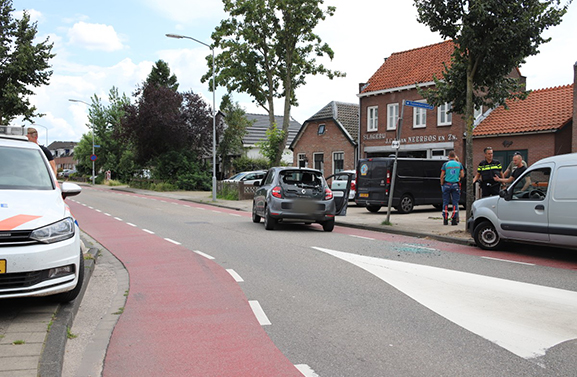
<box><xmin>292</xmin><ymin>119</ymin><xmax>355</xmax><ymax>174</ymax></box>
<box><xmin>555</xmin><ymin>122</ymin><xmax>573</xmax><ymax>156</ymax></box>
<box><xmin>573</xmin><ymin>62</ymin><xmax>577</xmax><ymax>153</ymax></box>
<box><xmin>359</xmin><ymin>88</ymin><xmax>466</xmax><ymax>159</ymax></box>
<box><xmin>472</xmin><ymin>133</ymin><xmax>556</xmax><ymax>167</ymax></box>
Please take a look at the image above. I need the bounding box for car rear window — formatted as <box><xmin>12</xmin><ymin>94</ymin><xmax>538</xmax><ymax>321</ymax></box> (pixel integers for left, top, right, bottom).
<box><xmin>280</xmin><ymin>170</ymin><xmax>322</xmax><ymax>186</ymax></box>
<box><xmin>0</xmin><ymin>146</ymin><xmax>53</xmax><ymax>190</ymax></box>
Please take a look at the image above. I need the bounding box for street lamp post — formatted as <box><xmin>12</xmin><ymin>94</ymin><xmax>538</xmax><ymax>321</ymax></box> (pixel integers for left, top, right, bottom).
<box><xmin>68</xmin><ymin>99</ymin><xmax>95</xmax><ymax>185</ymax></box>
<box><xmin>30</xmin><ymin>124</ymin><xmax>49</xmax><ymax>146</ymax></box>
<box><xmin>166</xmin><ymin>33</ymin><xmax>217</xmax><ymax>202</ymax></box>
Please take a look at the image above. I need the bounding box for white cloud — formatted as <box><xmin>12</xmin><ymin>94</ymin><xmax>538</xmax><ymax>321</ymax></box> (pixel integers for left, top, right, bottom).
<box><xmin>67</xmin><ymin>22</ymin><xmax>124</xmax><ymax>52</ymax></box>
<box><xmin>142</xmin><ymin>0</ymin><xmax>224</xmax><ymax>24</ymax></box>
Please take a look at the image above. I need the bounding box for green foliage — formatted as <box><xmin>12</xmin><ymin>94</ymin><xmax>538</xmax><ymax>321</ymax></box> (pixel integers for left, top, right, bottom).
<box><xmin>413</xmin><ymin>0</ymin><xmax>571</xmax><ymax>218</ymax></box>
<box><xmin>218</xmin><ymin>94</ymin><xmax>252</xmax><ymax>176</ymax></box>
<box><xmin>232</xmin><ymin>156</ymin><xmax>270</xmax><ymax>172</ymax></box>
<box><xmin>146</xmin><ymin>60</ymin><xmax>179</xmax><ymax>91</ymax></box>
<box><xmin>217</xmin><ymin>182</ymin><xmax>240</xmax><ymax>200</ymax></box>
<box><xmin>256</xmin><ymin>123</ymin><xmax>286</xmax><ymax>165</ymax></box>
<box><xmin>0</xmin><ymin>0</ymin><xmax>55</xmax><ymax>124</ymax></box>
<box><xmin>203</xmin><ymin>0</ymin><xmax>344</xmax><ymax>165</ymax></box>
<box><xmin>153</xmin><ymin>149</ymin><xmax>211</xmax><ymax>191</ymax></box>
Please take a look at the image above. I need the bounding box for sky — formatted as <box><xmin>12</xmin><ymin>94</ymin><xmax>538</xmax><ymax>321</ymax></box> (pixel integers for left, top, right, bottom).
<box><xmin>10</xmin><ymin>0</ymin><xmax>577</xmax><ymax>146</ymax></box>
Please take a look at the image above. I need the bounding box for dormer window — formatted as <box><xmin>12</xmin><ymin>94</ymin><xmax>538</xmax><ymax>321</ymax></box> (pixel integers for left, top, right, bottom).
<box><xmin>318</xmin><ymin>124</ymin><xmax>326</xmax><ymax>135</ymax></box>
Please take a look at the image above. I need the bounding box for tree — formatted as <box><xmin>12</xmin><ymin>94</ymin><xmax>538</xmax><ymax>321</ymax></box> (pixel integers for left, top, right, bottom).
<box><xmin>146</xmin><ymin>60</ymin><xmax>179</xmax><ymax>91</ymax></box>
<box><xmin>0</xmin><ymin>0</ymin><xmax>54</xmax><ymax>124</ymax></box>
<box><xmin>218</xmin><ymin>94</ymin><xmax>251</xmax><ymax>176</ymax></box>
<box><xmin>203</xmin><ymin>0</ymin><xmax>344</xmax><ymax>165</ymax></box>
<box><xmin>413</xmin><ymin>0</ymin><xmax>571</xmax><ymax>218</ymax></box>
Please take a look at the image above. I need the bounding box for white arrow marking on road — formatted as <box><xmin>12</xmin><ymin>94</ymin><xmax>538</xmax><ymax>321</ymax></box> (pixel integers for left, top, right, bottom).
<box><xmin>312</xmin><ymin>247</ymin><xmax>577</xmax><ymax>359</ymax></box>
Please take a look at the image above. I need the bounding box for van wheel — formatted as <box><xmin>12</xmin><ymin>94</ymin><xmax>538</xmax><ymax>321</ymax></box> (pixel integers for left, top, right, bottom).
<box><xmin>264</xmin><ymin>207</ymin><xmax>276</xmax><ymax>230</ymax></box>
<box><xmin>252</xmin><ymin>202</ymin><xmax>261</xmax><ymax>223</ymax></box>
<box><xmin>473</xmin><ymin>221</ymin><xmax>503</xmax><ymax>250</ymax></box>
<box><xmin>366</xmin><ymin>205</ymin><xmax>381</xmax><ymax>213</ymax></box>
<box><xmin>396</xmin><ymin>194</ymin><xmax>414</xmax><ymax>214</ymax></box>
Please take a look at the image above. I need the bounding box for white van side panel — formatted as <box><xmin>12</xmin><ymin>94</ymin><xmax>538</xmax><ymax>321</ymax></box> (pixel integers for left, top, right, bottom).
<box><xmin>549</xmin><ymin>164</ymin><xmax>577</xmax><ymax>247</ymax></box>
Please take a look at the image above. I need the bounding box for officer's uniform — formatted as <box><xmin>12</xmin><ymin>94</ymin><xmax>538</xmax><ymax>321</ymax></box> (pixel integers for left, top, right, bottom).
<box><xmin>477</xmin><ymin>159</ymin><xmax>502</xmax><ymax>197</ymax></box>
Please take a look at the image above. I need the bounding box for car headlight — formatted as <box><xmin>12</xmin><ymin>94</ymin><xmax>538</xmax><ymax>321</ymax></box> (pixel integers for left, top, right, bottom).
<box><xmin>30</xmin><ymin>217</ymin><xmax>76</xmax><ymax>244</ymax></box>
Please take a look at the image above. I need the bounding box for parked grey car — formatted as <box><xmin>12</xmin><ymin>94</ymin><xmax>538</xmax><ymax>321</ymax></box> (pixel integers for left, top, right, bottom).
<box><xmin>252</xmin><ymin>167</ymin><xmax>349</xmax><ymax>232</ymax></box>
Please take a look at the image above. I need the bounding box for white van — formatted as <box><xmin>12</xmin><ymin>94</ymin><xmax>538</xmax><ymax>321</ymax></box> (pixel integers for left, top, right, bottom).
<box><xmin>467</xmin><ymin>153</ymin><xmax>577</xmax><ymax>250</ymax></box>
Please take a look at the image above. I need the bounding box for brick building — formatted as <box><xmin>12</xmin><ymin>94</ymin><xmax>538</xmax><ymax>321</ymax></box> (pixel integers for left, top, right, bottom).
<box><xmin>357</xmin><ymin>40</ymin><xmax>524</xmax><ymax>161</ymax></box>
<box><xmin>290</xmin><ymin>101</ymin><xmax>359</xmax><ymax>175</ymax></box>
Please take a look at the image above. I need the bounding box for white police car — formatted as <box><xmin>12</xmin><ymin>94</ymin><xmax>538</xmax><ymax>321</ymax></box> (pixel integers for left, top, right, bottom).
<box><xmin>0</xmin><ymin>128</ymin><xmax>83</xmax><ymax>302</ymax></box>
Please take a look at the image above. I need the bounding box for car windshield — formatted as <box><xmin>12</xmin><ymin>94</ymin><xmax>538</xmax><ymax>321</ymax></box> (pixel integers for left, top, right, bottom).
<box><xmin>0</xmin><ymin>145</ymin><xmax>53</xmax><ymax>190</ymax></box>
<box><xmin>226</xmin><ymin>172</ymin><xmax>244</xmax><ymax>181</ymax></box>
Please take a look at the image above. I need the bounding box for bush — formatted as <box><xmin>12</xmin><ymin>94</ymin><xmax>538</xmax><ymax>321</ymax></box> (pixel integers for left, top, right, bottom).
<box><xmin>232</xmin><ymin>156</ymin><xmax>270</xmax><ymax>172</ymax></box>
<box><xmin>217</xmin><ymin>182</ymin><xmax>239</xmax><ymax>200</ymax></box>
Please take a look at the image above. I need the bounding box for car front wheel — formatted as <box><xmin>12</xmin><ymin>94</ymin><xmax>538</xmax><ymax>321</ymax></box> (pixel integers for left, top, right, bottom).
<box><xmin>473</xmin><ymin>221</ymin><xmax>503</xmax><ymax>250</ymax></box>
<box><xmin>252</xmin><ymin>202</ymin><xmax>261</xmax><ymax>223</ymax></box>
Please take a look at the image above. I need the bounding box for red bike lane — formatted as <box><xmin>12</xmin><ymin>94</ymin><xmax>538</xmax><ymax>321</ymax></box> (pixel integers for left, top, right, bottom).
<box><xmin>69</xmin><ymin>201</ymin><xmax>303</xmax><ymax>377</ymax></box>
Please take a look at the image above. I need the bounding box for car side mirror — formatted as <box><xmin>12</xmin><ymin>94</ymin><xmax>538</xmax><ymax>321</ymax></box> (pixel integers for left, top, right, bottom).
<box><xmin>499</xmin><ymin>189</ymin><xmax>511</xmax><ymax>201</ymax></box>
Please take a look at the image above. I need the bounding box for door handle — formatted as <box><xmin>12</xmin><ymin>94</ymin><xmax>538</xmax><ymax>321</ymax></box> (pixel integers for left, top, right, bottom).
<box><xmin>535</xmin><ymin>204</ymin><xmax>545</xmax><ymax>211</ymax></box>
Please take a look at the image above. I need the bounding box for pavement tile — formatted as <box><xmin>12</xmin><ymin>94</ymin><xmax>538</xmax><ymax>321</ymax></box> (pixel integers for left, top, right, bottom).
<box><xmin>0</xmin><ymin>343</ymin><xmax>43</xmax><ymax>357</ymax></box>
<box><xmin>0</xmin><ymin>332</ymin><xmax>46</xmax><ymax>345</ymax></box>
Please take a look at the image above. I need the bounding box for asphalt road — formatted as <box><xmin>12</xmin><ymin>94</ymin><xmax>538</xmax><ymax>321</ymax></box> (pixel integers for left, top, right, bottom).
<box><xmin>66</xmin><ymin>186</ymin><xmax>577</xmax><ymax>376</ymax></box>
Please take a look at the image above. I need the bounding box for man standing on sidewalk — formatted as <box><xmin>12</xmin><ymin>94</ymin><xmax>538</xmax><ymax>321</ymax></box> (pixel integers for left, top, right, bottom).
<box><xmin>440</xmin><ymin>151</ymin><xmax>464</xmax><ymax>225</ymax></box>
<box><xmin>472</xmin><ymin>147</ymin><xmax>503</xmax><ymax>198</ymax></box>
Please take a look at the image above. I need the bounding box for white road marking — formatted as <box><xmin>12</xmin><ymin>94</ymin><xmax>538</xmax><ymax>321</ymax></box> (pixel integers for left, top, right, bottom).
<box><xmin>114</xmin><ymin>217</ymin><xmax>123</xmax><ymax>221</ymax></box>
<box><xmin>212</xmin><ymin>210</ymin><xmax>221</xmax><ymax>213</ymax></box>
<box><xmin>88</xmin><ymin>206</ymin><xmax>94</xmax><ymax>209</ymax></box>
<box><xmin>481</xmin><ymin>256</ymin><xmax>535</xmax><ymax>266</ymax></box>
<box><xmin>193</xmin><ymin>250</ymin><xmax>215</xmax><ymax>260</ymax></box>
<box><xmin>198</xmin><ymin>208</ymin><xmax>206</xmax><ymax>210</ymax></box>
<box><xmin>164</xmin><ymin>238</ymin><xmax>181</xmax><ymax>245</ymax></box>
<box><xmin>229</xmin><ymin>214</ymin><xmax>242</xmax><ymax>217</ymax></box>
<box><xmin>295</xmin><ymin>364</ymin><xmax>320</xmax><ymax>377</ymax></box>
<box><xmin>226</xmin><ymin>269</ymin><xmax>244</xmax><ymax>282</ymax></box>
<box><xmin>126</xmin><ymin>222</ymin><xmax>137</xmax><ymax>227</ymax></box>
<box><xmin>142</xmin><ymin>229</ymin><xmax>154</xmax><ymax>234</ymax></box>
<box><xmin>249</xmin><ymin>300</ymin><xmax>271</xmax><ymax>326</ymax></box>
<box><xmin>312</xmin><ymin>246</ymin><xmax>577</xmax><ymax>359</ymax></box>
<box><xmin>183</xmin><ymin>205</ymin><xmax>191</xmax><ymax>208</ymax></box>
<box><xmin>349</xmin><ymin>235</ymin><xmax>375</xmax><ymax>240</ymax></box>
<box><xmin>104</xmin><ymin>213</ymin><xmax>111</xmax><ymax>217</ymax></box>
<box><xmin>95</xmin><ymin>209</ymin><xmax>102</xmax><ymax>213</ymax></box>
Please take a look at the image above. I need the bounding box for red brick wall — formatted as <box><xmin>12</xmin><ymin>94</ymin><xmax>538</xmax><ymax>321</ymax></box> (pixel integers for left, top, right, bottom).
<box><xmin>292</xmin><ymin>119</ymin><xmax>356</xmax><ymax>174</ymax></box>
<box><xmin>472</xmin><ymin>133</ymin><xmax>556</xmax><ymax>166</ymax></box>
<box><xmin>573</xmin><ymin>62</ymin><xmax>577</xmax><ymax>153</ymax></box>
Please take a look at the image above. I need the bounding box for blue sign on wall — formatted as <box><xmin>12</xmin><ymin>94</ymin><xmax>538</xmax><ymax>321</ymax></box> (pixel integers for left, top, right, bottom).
<box><xmin>405</xmin><ymin>100</ymin><xmax>434</xmax><ymax>110</ymax></box>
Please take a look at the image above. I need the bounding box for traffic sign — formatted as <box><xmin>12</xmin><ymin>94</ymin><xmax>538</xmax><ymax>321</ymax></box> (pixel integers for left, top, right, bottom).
<box><xmin>391</xmin><ymin>140</ymin><xmax>400</xmax><ymax>149</ymax></box>
<box><xmin>93</xmin><ymin>144</ymin><xmax>101</xmax><ymax>148</ymax></box>
<box><xmin>90</xmin><ymin>154</ymin><xmax>98</xmax><ymax>161</ymax></box>
<box><xmin>405</xmin><ymin>100</ymin><xmax>434</xmax><ymax>110</ymax></box>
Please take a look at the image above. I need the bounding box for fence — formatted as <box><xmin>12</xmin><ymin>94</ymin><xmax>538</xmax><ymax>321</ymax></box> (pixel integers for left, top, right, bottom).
<box><xmin>217</xmin><ymin>181</ymin><xmax>258</xmax><ymax>200</ymax></box>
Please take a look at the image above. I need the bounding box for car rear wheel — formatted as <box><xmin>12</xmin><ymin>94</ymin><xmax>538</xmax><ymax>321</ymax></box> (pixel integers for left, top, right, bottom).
<box><xmin>396</xmin><ymin>194</ymin><xmax>414</xmax><ymax>214</ymax></box>
<box><xmin>366</xmin><ymin>205</ymin><xmax>381</xmax><ymax>213</ymax></box>
<box><xmin>322</xmin><ymin>218</ymin><xmax>335</xmax><ymax>232</ymax></box>
<box><xmin>473</xmin><ymin>221</ymin><xmax>503</xmax><ymax>250</ymax></box>
<box><xmin>252</xmin><ymin>202</ymin><xmax>261</xmax><ymax>223</ymax></box>
<box><xmin>264</xmin><ymin>207</ymin><xmax>276</xmax><ymax>230</ymax></box>
<box><xmin>51</xmin><ymin>249</ymin><xmax>84</xmax><ymax>303</ymax></box>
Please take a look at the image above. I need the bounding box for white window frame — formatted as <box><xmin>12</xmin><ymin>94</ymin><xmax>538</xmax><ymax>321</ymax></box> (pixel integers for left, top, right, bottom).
<box><xmin>387</xmin><ymin>103</ymin><xmax>399</xmax><ymax>131</ymax></box>
<box><xmin>474</xmin><ymin>106</ymin><xmax>483</xmax><ymax>120</ymax></box>
<box><xmin>367</xmin><ymin>106</ymin><xmax>378</xmax><ymax>132</ymax></box>
<box><xmin>413</xmin><ymin>100</ymin><xmax>427</xmax><ymax>128</ymax></box>
<box><xmin>332</xmin><ymin>151</ymin><xmax>344</xmax><ymax>174</ymax></box>
<box><xmin>298</xmin><ymin>153</ymin><xmax>307</xmax><ymax>168</ymax></box>
<box><xmin>437</xmin><ymin>102</ymin><xmax>452</xmax><ymax>126</ymax></box>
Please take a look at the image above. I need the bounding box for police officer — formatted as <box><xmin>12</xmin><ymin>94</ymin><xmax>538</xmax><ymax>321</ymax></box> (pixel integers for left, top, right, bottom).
<box><xmin>472</xmin><ymin>147</ymin><xmax>503</xmax><ymax>198</ymax></box>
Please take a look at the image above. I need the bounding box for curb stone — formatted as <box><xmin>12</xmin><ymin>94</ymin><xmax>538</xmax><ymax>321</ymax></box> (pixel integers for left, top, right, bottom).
<box><xmin>37</xmin><ymin>238</ymin><xmax>99</xmax><ymax>377</ymax></box>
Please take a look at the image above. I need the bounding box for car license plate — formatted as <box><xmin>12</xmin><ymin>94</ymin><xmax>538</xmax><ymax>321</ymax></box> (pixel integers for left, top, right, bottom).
<box><xmin>0</xmin><ymin>260</ymin><xmax>6</xmax><ymax>274</ymax></box>
<box><xmin>360</xmin><ymin>193</ymin><xmax>369</xmax><ymax>198</ymax></box>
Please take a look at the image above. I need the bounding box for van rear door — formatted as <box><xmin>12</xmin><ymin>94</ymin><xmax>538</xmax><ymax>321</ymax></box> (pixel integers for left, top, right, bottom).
<box><xmin>356</xmin><ymin>159</ymin><xmax>391</xmax><ymax>205</ymax></box>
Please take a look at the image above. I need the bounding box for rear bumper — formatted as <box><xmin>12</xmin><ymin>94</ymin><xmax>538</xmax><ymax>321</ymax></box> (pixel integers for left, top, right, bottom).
<box><xmin>268</xmin><ymin>198</ymin><xmax>336</xmax><ymax>222</ymax></box>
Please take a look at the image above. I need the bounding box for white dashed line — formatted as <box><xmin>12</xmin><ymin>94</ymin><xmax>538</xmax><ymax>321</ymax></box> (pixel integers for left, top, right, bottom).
<box><xmin>95</xmin><ymin>209</ymin><xmax>102</xmax><ymax>213</ymax></box>
<box><xmin>249</xmin><ymin>300</ymin><xmax>271</xmax><ymax>326</ymax></box>
<box><xmin>126</xmin><ymin>222</ymin><xmax>137</xmax><ymax>227</ymax></box>
<box><xmin>104</xmin><ymin>213</ymin><xmax>111</xmax><ymax>217</ymax></box>
<box><xmin>226</xmin><ymin>269</ymin><xmax>244</xmax><ymax>282</ymax></box>
<box><xmin>192</xmin><ymin>250</ymin><xmax>215</xmax><ymax>260</ymax></box>
<box><xmin>197</xmin><ymin>208</ymin><xmax>206</xmax><ymax>211</ymax></box>
<box><xmin>183</xmin><ymin>205</ymin><xmax>191</xmax><ymax>208</ymax></box>
<box><xmin>349</xmin><ymin>235</ymin><xmax>375</xmax><ymax>240</ymax></box>
<box><xmin>114</xmin><ymin>217</ymin><xmax>123</xmax><ymax>221</ymax></box>
<box><xmin>481</xmin><ymin>256</ymin><xmax>535</xmax><ymax>266</ymax></box>
<box><xmin>88</xmin><ymin>206</ymin><xmax>94</xmax><ymax>210</ymax></box>
<box><xmin>142</xmin><ymin>229</ymin><xmax>155</xmax><ymax>234</ymax></box>
<box><xmin>295</xmin><ymin>364</ymin><xmax>320</xmax><ymax>377</ymax></box>
<box><xmin>229</xmin><ymin>214</ymin><xmax>242</xmax><ymax>217</ymax></box>
<box><xmin>164</xmin><ymin>238</ymin><xmax>181</xmax><ymax>245</ymax></box>
<box><xmin>211</xmin><ymin>210</ymin><xmax>220</xmax><ymax>213</ymax></box>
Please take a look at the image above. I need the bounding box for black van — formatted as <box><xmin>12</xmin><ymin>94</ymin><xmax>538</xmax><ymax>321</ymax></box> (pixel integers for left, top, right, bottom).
<box><xmin>355</xmin><ymin>157</ymin><xmax>465</xmax><ymax>214</ymax></box>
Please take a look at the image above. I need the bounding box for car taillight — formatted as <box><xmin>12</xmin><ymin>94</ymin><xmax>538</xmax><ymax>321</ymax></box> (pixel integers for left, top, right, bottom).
<box><xmin>386</xmin><ymin>169</ymin><xmax>391</xmax><ymax>184</ymax></box>
<box><xmin>351</xmin><ymin>180</ymin><xmax>356</xmax><ymax>191</ymax></box>
<box><xmin>272</xmin><ymin>186</ymin><xmax>282</xmax><ymax>198</ymax></box>
<box><xmin>324</xmin><ymin>188</ymin><xmax>333</xmax><ymax>200</ymax></box>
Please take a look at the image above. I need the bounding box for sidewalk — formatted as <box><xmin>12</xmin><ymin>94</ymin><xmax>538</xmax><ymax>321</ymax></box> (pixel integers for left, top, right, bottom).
<box><xmin>107</xmin><ymin>185</ymin><xmax>474</xmax><ymax>246</ymax></box>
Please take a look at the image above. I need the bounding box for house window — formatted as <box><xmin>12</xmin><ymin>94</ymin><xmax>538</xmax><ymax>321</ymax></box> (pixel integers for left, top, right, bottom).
<box><xmin>367</xmin><ymin>106</ymin><xmax>378</xmax><ymax>132</ymax></box>
<box><xmin>318</xmin><ymin>124</ymin><xmax>326</xmax><ymax>135</ymax></box>
<box><xmin>298</xmin><ymin>153</ymin><xmax>307</xmax><ymax>168</ymax></box>
<box><xmin>333</xmin><ymin>152</ymin><xmax>344</xmax><ymax>174</ymax></box>
<box><xmin>387</xmin><ymin>103</ymin><xmax>398</xmax><ymax>131</ymax></box>
<box><xmin>313</xmin><ymin>153</ymin><xmax>324</xmax><ymax>172</ymax></box>
<box><xmin>474</xmin><ymin>106</ymin><xmax>483</xmax><ymax>120</ymax></box>
<box><xmin>413</xmin><ymin>101</ymin><xmax>427</xmax><ymax>128</ymax></box>
<box><xmin>437</xmin><ymin>102</ymin><xmax>452</xmax><ymax>126</ymax></box>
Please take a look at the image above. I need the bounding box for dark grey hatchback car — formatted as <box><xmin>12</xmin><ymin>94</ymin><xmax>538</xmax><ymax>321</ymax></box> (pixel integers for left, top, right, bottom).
<box><xmin>252</xmin><ymin>167</ymin><xmax>350</xmax><ymax>232</ymax></box>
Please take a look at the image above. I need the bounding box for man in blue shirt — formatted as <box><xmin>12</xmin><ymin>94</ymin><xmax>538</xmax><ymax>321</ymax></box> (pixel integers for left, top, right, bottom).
<box><xmin>440</xmin><ymin>151</ymin><xmax>464</xmax><ymax>225</ymax></box>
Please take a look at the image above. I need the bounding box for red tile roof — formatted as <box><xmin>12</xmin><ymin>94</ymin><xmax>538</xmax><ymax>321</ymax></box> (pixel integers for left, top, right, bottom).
<box><xmin>473</xmin><ymin>84</ymin><xmax>574</xmax><ymax>136</ymax></box>
<box><xmin>360</xmin><ymin>40</ymin><xmax>455</xmax><ymax>95</ymax></box>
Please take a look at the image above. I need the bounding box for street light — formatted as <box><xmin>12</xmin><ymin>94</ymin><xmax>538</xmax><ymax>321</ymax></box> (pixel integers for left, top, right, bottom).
<box><xmin>32</xmin><ymin>124</ymin><xmax>49</xmax><ymax>146</ymax></box>
<box><xmin>68</xmin><ymin>99</ymin><xmax>95</xmax><ymax>185</ymax></box>
<box><xmin>166</xmin><ymin>33</ymin><xmax>217</xmax><ymax>202</ymax></box>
